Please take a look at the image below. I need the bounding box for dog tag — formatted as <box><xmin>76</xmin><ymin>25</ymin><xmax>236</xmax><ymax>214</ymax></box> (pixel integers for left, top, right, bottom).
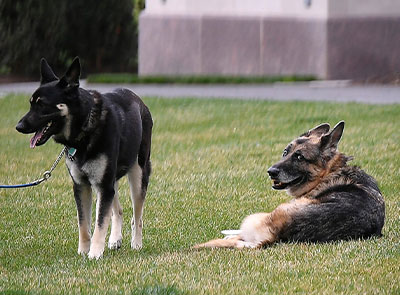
<box><xmin>68</xmin><ymin>147</ymin><xmax>77</xmax><ymax>156</ymax></box>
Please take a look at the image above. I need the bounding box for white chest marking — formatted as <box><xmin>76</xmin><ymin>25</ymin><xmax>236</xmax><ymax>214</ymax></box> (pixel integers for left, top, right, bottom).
<box><xmin>82</xmin><ymin>154</ymin><xmax>108</xmax><ymax>185</ymax></box>
<box><xmin>66</xmin><ymin>158</ymin><xmax>84</xmax><ymax>185</ymax></box>
<box><xmin>66</xmin><ymin>154</ymin><xmax>108</xmax><ymax>185</ymax></box>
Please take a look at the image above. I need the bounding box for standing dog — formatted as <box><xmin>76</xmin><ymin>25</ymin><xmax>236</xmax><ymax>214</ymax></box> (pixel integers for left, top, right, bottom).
<box><xmin>16</xmin><ymin>58</ymin><xmax>152</xmax><ymax>259</ymax></box>
<box><xmin>194</xmin><ymin>122</ymin><xmax>385</xmax><ymax>249</ymax></box>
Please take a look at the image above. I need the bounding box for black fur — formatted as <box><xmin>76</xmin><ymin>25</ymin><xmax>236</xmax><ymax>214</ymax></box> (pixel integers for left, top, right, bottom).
<box><xmin>16</xmin><ymin>57</ymin><xmax>152</xmax><ymax>258</ymax></box>
<box><xmin>280</xmin><ymin>167</ymin><xmax>385</xmax><ymax>242</ymax></box>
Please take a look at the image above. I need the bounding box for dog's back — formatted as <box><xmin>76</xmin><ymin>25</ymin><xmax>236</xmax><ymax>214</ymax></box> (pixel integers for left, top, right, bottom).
<box><xmin>101</xmin><ymin>88</ymin><xmax>152</xmax><ymax>181</ymax></box>
<box><xmin>279</xmin><ymin>166</ymin><xmax>385</xmax><ymax>242</ymax></box>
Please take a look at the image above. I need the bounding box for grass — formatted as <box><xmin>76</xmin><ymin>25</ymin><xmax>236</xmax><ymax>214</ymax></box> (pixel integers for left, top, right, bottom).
<box><xmin>0</xmin><ymin>94</ymin><xmax>399</xmax><ymax>294</ymax></box>
<box><xmin>86</xmin><ymin>73</ymin><xmax>316</xmax><ymax>84</ymax></box>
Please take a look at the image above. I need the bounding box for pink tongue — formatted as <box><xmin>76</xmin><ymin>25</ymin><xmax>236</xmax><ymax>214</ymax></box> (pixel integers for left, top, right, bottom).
<box><xmin>30</xmin><ymin>130</ymin><xmax>44</xmax><ymax>149</ymax></box>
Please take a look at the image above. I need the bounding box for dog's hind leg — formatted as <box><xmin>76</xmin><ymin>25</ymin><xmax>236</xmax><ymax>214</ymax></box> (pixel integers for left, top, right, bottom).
<box><xmin>193</xmin><ymin>236</ymin><xmax>245</xmax><ymax>249</ymax></box>
<box><xmin>108</xmin><ymin>181</ymin><xmax>123</xmax><ymax>250</ymax></box>
<box><xmin>128</xmin><ymin>160</ymin><xmax>145</xmax><ymax>250</ymax></box>
<box><xmin>74</xmin><ymin>183</ymin><xmax>92</xmax><ymax>255</ymax></box>
<box><xmin>194</xmin><ymin>199</ymin><xmax>319</xmax><ymax>250</ymax></box>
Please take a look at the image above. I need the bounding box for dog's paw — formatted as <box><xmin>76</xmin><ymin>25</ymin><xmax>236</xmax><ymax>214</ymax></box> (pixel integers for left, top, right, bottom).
<box><xmin>236</xmin><ymin>240</ymin><xmax>259</xmax><ymax>249</ymax></box>
<box><xmin>108</xmin><ymin>239</ymin><xmax>122</xmax><ymax>250</ymax></box>
<box><xmin>88</xmin><ymin>245</ymin><xmax>104</xmax><ymax>260</ymax></box>
<box><xmin>131</xmin><ymin>239</ymin><xmax>142</xmax><ymax>250</ymax></box>
<box><xmin>88</xmin><ymin>251</ymin><xmax>103</xmax><ymax>260</ymax></box>
<box><xmin>78</xmin><ymin>242</ymin><xmax>90</xmax><ymax>255</ymax></box>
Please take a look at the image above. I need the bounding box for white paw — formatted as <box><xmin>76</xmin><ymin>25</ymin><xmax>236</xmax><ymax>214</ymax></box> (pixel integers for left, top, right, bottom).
<box><xmin>108</xmin><ymin>239</ymin><xmax>122</xmax><ymax>250</ymax></box>
<box><xmin>88</xmin><ymin>245</ymin><xmax>104</xmax><ymax>260</ymax></box>
<box><xmin>236</xmin><ymin>240</ymin><xmax>259</xmax><ymax>249</ymax></box>
<box><xmin>131</xmin><ymin>239</ymin><xmax>142</xmax><ymax>250</ymax></box>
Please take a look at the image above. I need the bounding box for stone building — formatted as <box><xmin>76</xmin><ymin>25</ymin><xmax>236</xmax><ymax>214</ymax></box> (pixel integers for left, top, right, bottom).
<box><xmin>139</xmin><ymin>0</ymin><xmax>400</xmax><ymax>79</ymax></box>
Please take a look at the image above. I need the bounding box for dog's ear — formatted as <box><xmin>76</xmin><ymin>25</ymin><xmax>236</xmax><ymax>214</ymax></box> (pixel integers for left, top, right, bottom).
<box><xmin>40</xmin><ymin>58</ymin><xmax>58</xmax><ymax>85</ymax></box>
<box><xmin>320</xmin><ymin>121</ymin><xmax>345</xmax><ymax>150</ymax></box>
<box><xmin>58</xmin><ymin>57</ymin><xmax>80</xmax><ymax>89</ymax></box>
<box><xmin>304</xmin><ymin>123</ymin><xmax>330</xmax><ymax>137</ymax></box>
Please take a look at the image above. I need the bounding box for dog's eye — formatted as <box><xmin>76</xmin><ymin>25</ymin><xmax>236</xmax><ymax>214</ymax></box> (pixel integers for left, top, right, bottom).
<box><xmin>31</xmin><ymin>97</ymin><xmax>43</xmax><ymax>106</ymax></box>
<box><xmin>296</xmin><ymin>153</ymin><xmax>304</xmax><ymax>161</ymax></box>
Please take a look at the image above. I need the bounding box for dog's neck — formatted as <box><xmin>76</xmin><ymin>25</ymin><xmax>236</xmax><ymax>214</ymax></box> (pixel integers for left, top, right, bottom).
<box><xmin>323</xmin><ymin>153</ymin><xmax>353</xmax><ymax>175</ymax></box>
<box><xmin>54</xmin><ymin>90</ymin><xmax>107</xmax><ymax>152</ymax></box>
<box><xmin>290</xmin><ymin>153</ymin><xmax>353</xmax><ymax>199</ymax></box>
<box><xmin>302</xmin><ymin>153</ymin><xmax>355</xmax><ymax>199</ymax></box>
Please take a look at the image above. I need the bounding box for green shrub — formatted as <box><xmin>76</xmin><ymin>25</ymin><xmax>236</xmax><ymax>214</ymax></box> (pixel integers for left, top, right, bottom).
<box><xmin>0</xmin><ymin>0</ymin><xmax>138</xmax><ymax>77</ymax></box>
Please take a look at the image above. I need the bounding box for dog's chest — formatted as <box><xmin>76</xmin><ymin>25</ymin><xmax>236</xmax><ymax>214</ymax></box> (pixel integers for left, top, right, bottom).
<box><xmin>66</xmin><ymin>154</ymin><xmax>108</xmax><ymax>185</ymax></box>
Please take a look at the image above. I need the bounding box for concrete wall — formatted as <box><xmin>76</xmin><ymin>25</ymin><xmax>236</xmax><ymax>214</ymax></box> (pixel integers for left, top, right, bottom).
<box><xmin>146</xmin><ymin>0</ymin><xmax>328</xmax><ymax>18</ymax></box>
<box><xmin>139</xmin><ymin>0</ymin><xmax>400</xmax><ymax>79</ymax></box>
<box><xmin>145</xmin><ymin>0</ymin><xmax>400</xmax><ymax>17</ymax></box>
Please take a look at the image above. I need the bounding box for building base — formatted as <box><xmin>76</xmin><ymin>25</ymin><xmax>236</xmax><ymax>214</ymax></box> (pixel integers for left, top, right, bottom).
<box><xmin>139</xmin><ymin>14</ymin><xmax>400</xmax><ymax>79</ymax></box>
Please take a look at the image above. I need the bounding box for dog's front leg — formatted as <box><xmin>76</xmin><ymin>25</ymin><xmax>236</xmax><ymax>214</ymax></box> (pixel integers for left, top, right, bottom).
<box><xmin>88</xmin><ymin>184</ymin><xmax>114</xmax><ymax>259</ymax></box>
<box><xmin>73</xmin><ymin>183</ymin><xmax>92</xmax><ymax>255</ymax></box>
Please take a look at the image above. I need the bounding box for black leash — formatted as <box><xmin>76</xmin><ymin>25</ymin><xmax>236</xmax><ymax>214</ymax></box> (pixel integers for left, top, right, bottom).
<box><xmin>0</xmin><ymin>147</ymin><xmax>67</xmax><ymax>189</ymax></box>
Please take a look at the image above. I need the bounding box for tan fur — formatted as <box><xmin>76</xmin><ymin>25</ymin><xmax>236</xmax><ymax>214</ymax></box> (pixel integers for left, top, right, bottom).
<box><xmin>193</xmin><ymin>236</ymin><xmax>242</xmax><ymax>249</ymax></box>
<box><xmin>194</xmin><ymin>197</ymin><xmax>318</xmax><ymax>249</ymax></box>
<box><xmin>289</xmin><ymin>150</ymin><xmax>349</xmax><ymax>198</ymax></box>
<box><xmin>304</xmin><ymin>153</ymin><xmax>353</xmax><ymax>199</ymax></box>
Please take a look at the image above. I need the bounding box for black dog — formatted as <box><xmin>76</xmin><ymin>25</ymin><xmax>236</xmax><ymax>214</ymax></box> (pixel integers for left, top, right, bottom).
<box><xmin>16</xmin><ymin>58</ymin><xmax>152</xmax><ymax>259</ymax></box>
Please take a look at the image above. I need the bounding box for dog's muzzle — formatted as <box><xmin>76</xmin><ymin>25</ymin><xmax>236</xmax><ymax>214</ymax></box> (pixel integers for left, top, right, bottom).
<box><xmin>267</xmin><ymin>167</ymin><xmax>279</xmax><ymax>179</ymax></box>
<box><xmin>267</xmin><ymin>165</ymin><xmax>304</xmax><ymax>190</ymax></box>
<box><xmin>16</xmin><ymin>120</ymin><xmax>32</xmax><ymax>134</ymax></box>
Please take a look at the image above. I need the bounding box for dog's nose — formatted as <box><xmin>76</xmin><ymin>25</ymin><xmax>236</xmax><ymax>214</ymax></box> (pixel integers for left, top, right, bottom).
<box><xmin>267</xmin><ymin>167</ymin><xmax>280</xmax><ymax>178</ymax></box>
<box><xmin>16</xmin><ymin>120</ymin><xmax>28</xmax><ymax>133</ymax></box>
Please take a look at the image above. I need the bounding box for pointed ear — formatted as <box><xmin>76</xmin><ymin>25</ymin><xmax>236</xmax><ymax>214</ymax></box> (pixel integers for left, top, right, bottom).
<box><xmin>320</xmin><ymin>121</ymin><xmax>345</xmax><ymax>150</ymax></box>
<box><xmin>303</xmin><ymin>123</ymin><xmax>330</xmax><ymax>137</ymax></box>
<box><xmin>58</xmin><ymin>57</ymin><xmax>80</xmax><ymax>88</ymax></box>
<box><xmin>40</xmin><ymin>58</ymin><xmax>58</xmax><ymax>85</ymax></box>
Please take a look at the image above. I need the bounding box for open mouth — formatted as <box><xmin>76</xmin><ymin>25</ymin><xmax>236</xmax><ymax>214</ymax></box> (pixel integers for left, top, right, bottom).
<box><xmin>271</xmin><ymin>176</ymin><xmax>304</xmax><ymax>190</ymax></box>
<box><xmin>30</xmin><ymin>121</ymin><xmax>53</xmax><ymax>148</ymax></box>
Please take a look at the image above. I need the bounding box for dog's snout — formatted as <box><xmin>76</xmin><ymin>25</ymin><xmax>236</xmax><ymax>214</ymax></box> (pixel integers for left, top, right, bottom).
<box><xmin>267</xmin><ymin>167</ymin><xmax>280</xmax><ymax>178</ymax></box>
<box><xmin>16</xmin><ymin>120</ymin><xmax>25</xmax><ymax>133</ymax></box>
<box><xmin>16</xmin><ymin>119</ymin><xmax>30</xmax><ymax>134</ymax></box>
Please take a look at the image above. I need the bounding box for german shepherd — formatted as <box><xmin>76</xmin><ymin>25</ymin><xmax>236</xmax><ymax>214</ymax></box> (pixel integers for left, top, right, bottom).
<box><xmin>16</xmin><ymin>58</ymin><xmax>153</xmax><ymax>259</ymax></box>
<box><xmin>194</xmin><ymin>121</ymin><xmax>385</xmax><ymax>249</ymax></box>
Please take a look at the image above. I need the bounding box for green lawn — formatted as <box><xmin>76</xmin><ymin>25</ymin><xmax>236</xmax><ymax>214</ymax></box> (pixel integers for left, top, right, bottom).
<box><xmin>0</xmin><ymin>94</ymin><xmax>399</xmax><ymax>294</ymax></box>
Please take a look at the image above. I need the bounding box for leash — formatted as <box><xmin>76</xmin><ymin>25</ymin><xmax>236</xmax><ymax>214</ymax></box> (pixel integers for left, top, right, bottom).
<box><xmin>1</xmin><ymin>91</ymin><xmax>101</xmax><ymax>189</ymax></box>
<box><xmin>0</xmin><ymin>147</ymin><xmax>67</xmax><ymax>189</ymax></box>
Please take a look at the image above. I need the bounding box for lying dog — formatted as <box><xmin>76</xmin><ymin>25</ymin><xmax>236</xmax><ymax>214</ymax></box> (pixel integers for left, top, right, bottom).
<box><xmin>16</xmin><ymin>58</ymin><xmax>153</xmax><ymax>259</ymax></box>
<box><xmin>194</xmin><ymin>121</ymin><xmax>385</xmax><ymax>248</ymax></box>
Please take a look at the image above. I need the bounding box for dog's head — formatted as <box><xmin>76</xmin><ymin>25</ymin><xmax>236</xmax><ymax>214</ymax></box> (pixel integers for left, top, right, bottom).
<box><xmin>16</xmin><ymin>57</ymin><xmax>81</xmax><ymax>148</ymax></box>
<box><xmin>267</xmin><ymin>121</ymin><xmax>345</xmax><ymax>197</ymax></box>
